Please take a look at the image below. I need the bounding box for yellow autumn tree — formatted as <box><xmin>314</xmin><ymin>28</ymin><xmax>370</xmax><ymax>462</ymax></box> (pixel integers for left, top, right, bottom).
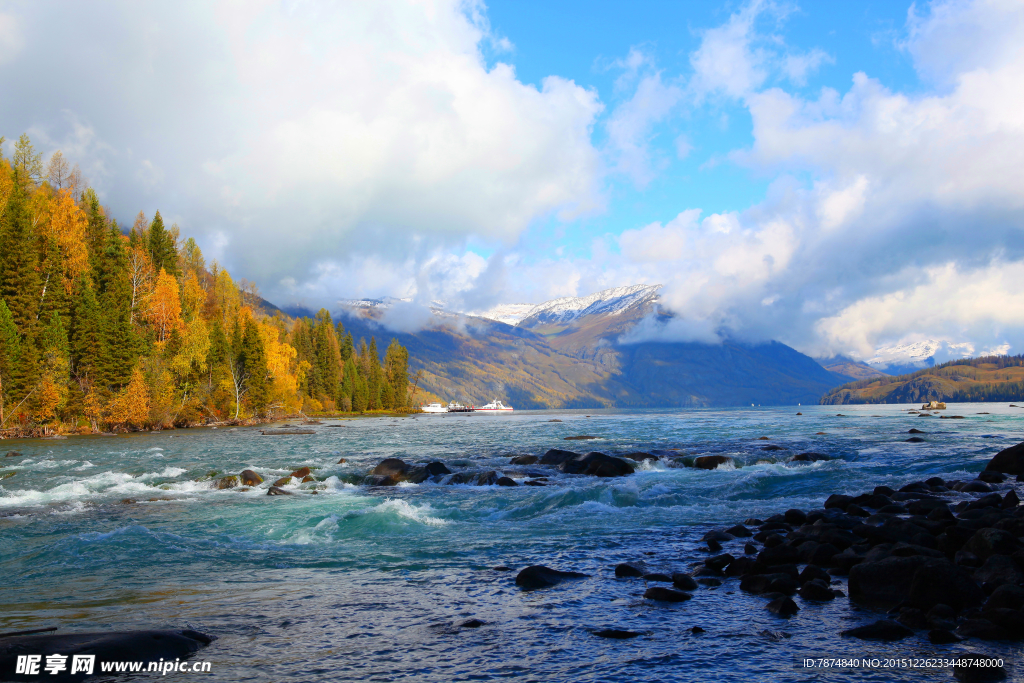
<box><xmin>44</xmin><ymin>188</ymin><xmax>90</xmax><ymax>294</ymax></box>
<box><xmin>106</xmin><ymin>367</ymin><xmax>150</xmax><ymax>429</ymax></box>
<box><xmin>180</xmin><ymin>272</ymin><xmax>205</xmax><ymax>322</ymax></box>
<box><xmin>259</xmin><ymin>317</ymin><xmax>301</xmax><ymax>414</ymax></box>
<box><xmin>170</xmin><ymin>316</ymin><xmax>210</xmax><ymax>379</ymax></box>
<box><xmin>145</xmin><ymin>268</ymin><xmax>183</xmax><ymax>342</ymax></box>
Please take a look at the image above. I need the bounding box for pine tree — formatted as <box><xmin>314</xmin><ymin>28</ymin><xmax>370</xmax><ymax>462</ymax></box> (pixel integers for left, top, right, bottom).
<box><xmin>240</xmin><ymin>319</ymin><xmax>268</xmax><ymax>415</ymax></box>
<box><xmin>0</xmin><ymin>298</ymin><xmax>19</xmax><ymax>425</ymax></box>
<box><xmin>147</xmin><ymin>211</ymin><xmax>178</xmax><ymax>276</ymax></box>
<box><xmin>12</xmin><ymin>134</ymin><xmax>42</xmax><ymax>185</ymax></box>
<box><xmin>81</xmin><ymin>188</ymin><xmax>108</xmax><ymax>267</ymax></box>
<box><xmin>70</xmin><ymin>280</ymin><xmax>107</xmax><ymax>385</ymax></box>
<box><xmin>0</xmin><ymin>172</ymin><xmax>41</xmax><ymax>335</ymax></box>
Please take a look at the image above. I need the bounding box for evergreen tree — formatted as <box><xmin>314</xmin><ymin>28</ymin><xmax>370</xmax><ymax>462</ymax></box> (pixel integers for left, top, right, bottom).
<box><xmin>383</xmin><ymin>338</ymin><xmax>409</xmax><ymax>408</ymax></box>
<box><xmin>0</xmin><ymin>298</ymin><xmax>19</xmax><ymax>424</ymax></box>
<box><xmin>70</xmin><ymin>280</ymin><xmax>107</xmax><ymax>384</ymax></box>
<box><xmin>147</xmin><ymin>211</ymin><xmax>178</xmax><ymax>276</ymax></box>
<box><xmin>312</xmin><ymin>309</ymin><xmax>341</xmax><ymax>402</ymax></box>
<box><xmin>81</xmin><ymin>188</ymin><xmax>108</xmax><ymax>267</ymax></box>
<box><xmin>240</xmin><ymin>319</ymin><xmax>268</xmax><ymax>415</ymax></box>
<box><xmin>0</xmin><ymin>172</ymin><xmax>41</xmax><ymax>335</ymax></box>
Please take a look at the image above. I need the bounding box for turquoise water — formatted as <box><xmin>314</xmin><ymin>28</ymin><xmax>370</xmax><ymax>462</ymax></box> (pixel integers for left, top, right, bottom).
<box><xmin>2</xmin><ymin>404</ymin><xmax>1023</xmax><ymax>682</ymax></box>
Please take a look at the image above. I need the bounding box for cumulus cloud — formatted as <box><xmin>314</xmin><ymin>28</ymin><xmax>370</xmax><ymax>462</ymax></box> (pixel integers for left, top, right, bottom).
<box><xmin>0</xmin><ymin>0</ymin><xmax>603</xmax><ymax>304</ymax></box>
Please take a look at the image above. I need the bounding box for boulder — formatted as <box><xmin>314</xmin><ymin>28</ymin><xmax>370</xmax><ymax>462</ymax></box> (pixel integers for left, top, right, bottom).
<box><xmin>799</xmin><ymin>579</ymin><xmax>837</xmax><ymax>601</ymax></box>
<box><xmin>290</xmin><ymin>466</ymin><xmax>312</xmax><ymax>478</ymax></box>
<box><xmin>693</xmin><ymin>455</ymin><xmax>732</xmax><ymax>470</ymax></box>
<box><xmin>908</xmin><ymin>560</ymin><xmax>985</xmax><ymax>612</ymax></box>
<box><xmin>790</xmin><ymin>452</ymin><xmax>829</xmax><ymax>463</ymax></box>
<box><xmin>614</xmin><ymin>563</ymin><xmax>645</xmax><ymax>578</ymax></box>
<box><xmin>560</xmin><ymin>452</ymin><xmax>634</xmax><ymax>477</ymax></box>
<box><xmin>424</xmin><ymin>462</ymin><xmax>451</xmax><ymax>477</ymax></box>
<box><xmin>956</xmin><ymin>619</ymin><xmax>1012</xmax><ymax>641</ymax></box>
<box><xmin>593</xmin><ymin>629</ymin><xmax>642</xmax><ymax>639</ymax></box>
<box><xmin>272</xmin><ymin>477</ymin><xmax>292</xmax><ymax>487</ymax></box>
<box><xmin>239</xmin><ymin>470</ymin><xmax>263</xmax><ymax>486</ymax></box>
<box><xmin>539</xmin><ymin>449</ymin><xmax>580</xmax><ymax>466</ymax></box>
<box><xmin>671</xmin><ymin>574</ymin><xmax>698</xmax><ymax>591</ymax></box>
<box><xmin>372</xmin><ymin>458</ymin><xmax>411</xmax><ymax>481</ymax></box>
<box><xmin>4</xmin><ymin>451</ymin><xmax>22</xmax><ymax>457</ymax></box>
<box><xmin>510</xmin><ymin>455</ymin><xmax>538</xmax><ymax>465</ymax></box>
<box><xmin>474</xmin><ymin>471</ymin><xmax>499</xmax><ymax>486</ymax></box>
<box><xmin>267</xmin><ymin>486</ymin><xmax>293</xmax><ymax>496</ymax></box>
<box><xmin>841</xmin><ymin>620</ymin><xmax>914</xmax><ymax>641</ymax></box>
<box><xmin>216</xmin><ymin>475</ymin><xmax>239</xmax><ymax>489</ymax></box>
<box><xmin>643</xmin><ymin>587</ymin><xmax>691</xmax><ymax>602</ymax></box>
<box><xmin>824</xmin><ymin>494</ymin><xmax>854</xmax><ymax>510</ymax></box>
<box><xmin>974</xmin><ymin>555</ymin><xmax>1024</xmax><ymax>589</ymax></box>
<box><xmin>849</xmin><ymin>556</ymin><xmax>931</xmax><ymax>606</ymax></box>
<box><xmin>985</xmin><ymin>441</ymin><xmax>1024</xmax><ymax>475</ymax></box>
<box><xmin>622</xmin><ymin>452</ymin><xmax>659</xmax><ymax>462</ymax></box>
<box><xmin>515</xmin><ymin>565</ymin><xmax>589</xmax><ymax>590</ymax></box>
<box><xmin>496</xmin><ymin>477</ymin><xmax>518</xmax><ymax>487</ymax></box>
<box><xmin>984</xmin><ymin>584</ymin><xmax>1024</xmax><ymax>611</ymax></box>
<box><xmin>725</xmin><ymin>524</ymin><xmax>752</xmax><ymax>538</ymax></box>
<box><xmin>766</xmin><ymin>597</ymin><xmax>799</xmax><ymax>616</ymax></box>
<box><xmin>966</xmin><ymin>528</ymin><xmax>1023</xmax><ymax>560</ymax></box>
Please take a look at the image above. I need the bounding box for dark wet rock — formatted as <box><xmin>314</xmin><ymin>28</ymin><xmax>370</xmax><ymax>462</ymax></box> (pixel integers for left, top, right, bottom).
<box><xmin>0</xmin><ymin>629</ymin><xmax>216</xmax><ymax>678</ymax></box>
<box><xmin>692</xmin><ymin>565</ymin><xmax>724</xmax><ymax>578</ymax></box>
<box><xmin>1002</xmin><ymin>490</ymin><xmax>1020</xmax><ymax>509</ymax></box>
<box><xmin>741</xmin><ymin>573</ymin><xmax>798</xmax><ymax>596</ymax></box>
<box><xmin>979</xmin><ymin>471</ymin><xmax>1007</xmax><ymax>484</ymax></box>
<box><xmin>364</xmin><ymin>474</ymin><xmax>397</xmax><ymax>486</ymax></box>
<box><xmin>757</xmin><ymin>544</ymin><xmax>801</xmax><ymax>567</ymax></box>
<box><xmin>744</xmin><ymin>542</ymin><xmax>758</xmax><ymax>555</ymax></box>
<box><xmin>985</xmin><ymin>441</ymin><xmax>1024</xmax><ymax>475</ymax></box>
<box><xmin>845</xmin><ymin>504</ymin><xmax>869</xmax><ymax>517</ymax></box>
<box><xmin>4</xmin><ymin>451</ymin><xmax>21</xmax><ymax>458</ymax></box>
<box><xmin>371</xmin><ymin>458</ymin><xmax>410</xmax><ymax>481</ymax></box>
<box><xmin>697</xmin><ymin>578</ymin><xmax>722</xmax><ymax>587</ymax></box>
<box><xmin>290</xmin><ymin>466</ymin><xmax>312</xmax><ymax>478</ymax></box>
<box><xmin>849</xmin><ymin>556</ymin><xmax>931</xmax><ymax>605</ymax></box>
<box><xmin>702</xmin><ymin>529</ymin><xmax>735</xmax><ymax>543</ymax></box>
<box><xmin>799</xmin><ymin>565</ymin><xmax>830</xmax><ymax>584</ymax></box>
<box><xmin>962</xmin><ymin>480</ymin><xmax>996</xmax><ymax>493</ymax></box>
<box><xmin>515</xmin><ymin>565</ymin><xmax>589</xmax><ymax>589</ymax></box>
<box><xmin>762</xmin><ymin>534</ymin><xmax>784</xmax><ymax>548</ymax></box>
<box><xmin>799</xmin><ymin>579</ymin><xmax>837</xmax><ymax>601</ymax></box>
<box><xmin>272</xmin><ymin>476</ymin><xmax>293</xmax><ymax>487</ymax></box>
<box><xmin>790</xmin><ymin>452</ymin><xmax>830</xmax><ymax>463</ymax></box>
<box><xmin>424</xmin><ymin>462</ymin><xmax>452</xmax><ymax>477</ymax></box>
<box><xmin>873</xmin><ymin>485</ymin><xmax>896</xmax><ymax>496</ymax></box>
<box><xmin>956</xmin><ymin>619</ymin><xmax>1012</xmax><ymax>641</ymax></box>
<box><xmin>896</xmin><ymin>607</ymin><xmax>929</xmax><ymax>630</ymax></box>
<box><xmin>460</xmin><ymin>619</ymin><xmax>485</xmax><ymax>628</ymax></box>
<box><xmin>337</xmin><ymin>458</ymin><xmax>347</xmax><ymax>464</ymax></box>
<box><xmin>905</xmin><ymin>437</ymin><xmax>926</xmax><ymax>443</ymax></box>
<box><xmin>784</xmin><ymin>509</ymin><xmax>806</xmax><ymax>524</ymax></box>
<box><xmin>767</xmin><ymin>597</ymin><xmax>799</xmax><ymax>616</ymax></box>
<box><xmin>693</xmin><ymin>455</ymin><xmax>733</xmax><ymax>470</ymax></box>
<box><xmin>691</xmin><ymin>626</ymin><xmax>705</xmax><ymax>634</ymax></box>
<box><xmin>496</xmin><ymin>476</ymin><xmax>518</xmax><ymax>487</ymax></box>
<box><xmin>216</xmin><ymin>475</ymin><xmax>239</xmax><ymax>489</ymax></box>
<box><xmin>474</xmin><ymin>471</ymin><xmax>500</xmax><ymax>486</ymax></box>
<box><xmin>974</xmin><ymin>555</ymin><xmax>1024</xmax><ymax>589</ymax></box>
<box><xmin>841</xmin><ymin>619</ymin><xmax>914</xmax><ymax>641</ymax></box>
<box><xmin>671</xmin><ymin>573</ymin><xmax>698</xmax><ymax>591</ymax></box>
<box><xmin>240</xmin><ymin>469</ymin><xmax>263</xmax><ymax>486</ymax></box>
<box><xmin>984</xmin><ymin>585</ymin><xmax>1024</xmax><ymax>611</ymax></box>
<box><xmin>644</xmin><ymin>587</ymin><xmax>691</xmax><ymax>602</ymax></box>
<box><xmin>267</xmin><ymin>486</ymin><xmax>293</xmax><ymax>496</ymax></box>
<box><xmin>725</xmin><ymin>524</ymin><xmax>752</xmax><ymax>537</ymax></box>
<box><xmin>564</xmin><ymin>435</ymin><xmax>599</xmax><ymax>441</ymax></box>
<box><xmin>705</xmin><ymin>553</ymin><xmax>735</xmax><ymax>572</ymax></box>
<box><xmin>725</xmin><ymin>556</ymin><xmax>756</xmax><ymax>577</ymax></box>
<box><xmin>824</xmin><ymin>494</ymin><xmax>854</xmax><ymax>510</ymax></box>
<box><xmin>644</xmin><ymin>573</ymin><xmax>673</xmax><ymax>583</ymax></box>
<box><xmin>928</xmin><ymin>629</ymin><xmax>961</xmax><ymax>644</ymax></box>
<box><xmin>705</xmin><ymin>539</ymin><xmax>723</xmax><ymax>552</ymax></box>
<box><xmin>966</xmin><ymin>528</ymin><xmax>1023</xmax><ymax>560</ymax></box>
<box><xmin>909</xmin><ymin>560</ymin><xmax>986</xmax><ymax>612</ymax></box>
<box><xmin>615</xmin><ymin>563</ymin><xmax>645</xmax><ymax>578</ymax></box>
<box><xmin>909</xmin><ymin>428</ymin><xmax>926</xmax><ymax>434</ymax></box>
<box><xmin>593</xmin><ymin>629</ymin><xmax>641</xmax><ymax>639</ymax></box>
<box><xmin>622</xmin><ymin>452</ymin><xmax>658</xmax><ymax>462</ymax></box>
<box><xmin>967</xmin><ymin>494</ymin><xmax>1004</xmax><ymax>512</ymax></box>
<box><xmin>524</xmin><ymin>480</ymin><xmax>546</xmax><ymax>486</ymax></box>
<box><xmin>560</xmin><ymin>452</ymin><xmax>634</xmax><ymax>477</ymax></box>
<box><xmin>510</xmin><ymin>455</ymin><xmax>539</xmax><ymax>465</ymax></box>
<box><xmin>761</xmin><ymin>444</ymin><xmax>785</xmax><ymax>451</ymax></box>
<box><xmin>539</xmin><ymin>449</ymin><xmax>579</xmax><ymax>466</ymax></box>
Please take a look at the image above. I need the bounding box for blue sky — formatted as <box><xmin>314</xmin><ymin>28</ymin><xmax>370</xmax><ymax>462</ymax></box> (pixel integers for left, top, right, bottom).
<box><xmin>1</xmin><ymin>0</ymin><xmax>1023</xmax><ymax>360</ymax></box>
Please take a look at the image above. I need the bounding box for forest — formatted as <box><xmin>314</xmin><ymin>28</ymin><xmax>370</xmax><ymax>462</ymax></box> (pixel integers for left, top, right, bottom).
<box><xmin>0</xmin><ymin>134</ymin><xmax>412</xmax><ymax>435</ymax></box>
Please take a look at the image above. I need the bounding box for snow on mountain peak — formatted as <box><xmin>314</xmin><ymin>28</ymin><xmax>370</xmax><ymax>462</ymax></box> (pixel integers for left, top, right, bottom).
<box><xmin>473</xmin><ymin>284</ymin><xmax>661</xmax><ymax>326</ymax></box>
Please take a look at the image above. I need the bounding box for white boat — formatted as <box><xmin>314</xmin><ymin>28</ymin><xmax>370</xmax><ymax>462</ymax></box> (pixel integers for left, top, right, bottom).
<box><xmin>476</xmin><ymin>399</ymin><xmax>513</xmax><ymax>412</ymax></box>
<box><xmin>447</xmin><ymin>402</ymin><xmax>473</xmax><ymax>413</ymax></box>
<box><xmin>421</xmin><ymin>403</ymin><xmax>448</xmax><ymax>413</ymax></box>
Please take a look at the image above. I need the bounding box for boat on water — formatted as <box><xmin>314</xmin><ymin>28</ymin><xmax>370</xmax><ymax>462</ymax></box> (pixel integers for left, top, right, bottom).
<box><xmin>420</xmin><ymin>403</ymin><xmax>448</xmax><ymax>413</ymax></box>
<box><xmin>476</xmin><ymin>399</ymin><xmax>513</xmax><ymax>412</ymax></box>
<box><xmin>446</xmin><ymin>402</ymin><xmax>474</xmax><ymax>413</ymax></box>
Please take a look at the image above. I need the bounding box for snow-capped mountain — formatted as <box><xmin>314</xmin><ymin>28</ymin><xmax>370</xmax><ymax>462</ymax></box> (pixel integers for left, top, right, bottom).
<box><xmin>865</xmin><ymin>339</ymin><xmax>976</xmax><ymax>374</ymax></box>
<box><xmin>474</xmin><ymin>284</ymin><xmax>661</xmax><ymax>327</ymax></box>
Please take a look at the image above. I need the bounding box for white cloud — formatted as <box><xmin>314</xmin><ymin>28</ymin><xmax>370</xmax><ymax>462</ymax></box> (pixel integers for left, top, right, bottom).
<box><xmin>0</xmin><ymin>0</ymin><xmax>604</xmax><ymax>305</ymax></box>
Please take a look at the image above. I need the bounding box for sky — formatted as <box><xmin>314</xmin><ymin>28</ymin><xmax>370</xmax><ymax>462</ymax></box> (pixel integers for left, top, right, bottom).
<box><xmin>1</xmin><ymin>0</ymin><xmax>1023</xmax><ymax>361</ymax></box>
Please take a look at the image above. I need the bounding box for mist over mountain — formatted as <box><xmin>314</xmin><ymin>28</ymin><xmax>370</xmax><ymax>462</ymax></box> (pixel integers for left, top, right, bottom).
<box><xmin>329</xmin><ymin>285</ymin><xmax>848</xmax><ymax>408</ymax></box>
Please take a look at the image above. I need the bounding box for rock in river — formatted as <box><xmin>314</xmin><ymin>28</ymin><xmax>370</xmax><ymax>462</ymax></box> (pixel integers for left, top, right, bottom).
<box><xmin>559</xmin><ymin>452</ymin><xmax>634</xmax><ymax>477</ymax></box>
<box><xmin>693</xmin><ymin>455</ymin><xmax>732</xmax><ymax>470</ymax></box>
<box><xmin>984</xmin><ymin>441</ymin><xmax>1024</xmax><ymax>475</ymax></box>
<box><xmin>841</xmin><ymin>620</ymin><xmax>914</xmax><ymax>641</ymax></box>
<box><xmin>644</xmin><ymin>587</ymin><xmax>692</xmax><ymax>602</ymax></box>
<box><xmin>515</xmin><ymin>565</ymin><xmax>589</xmax><ymax>590</ymax></box>
<box><xmin>240</xmin><ymin>469</ymin><xmax>263</xmax><ymax>486</ymax></box>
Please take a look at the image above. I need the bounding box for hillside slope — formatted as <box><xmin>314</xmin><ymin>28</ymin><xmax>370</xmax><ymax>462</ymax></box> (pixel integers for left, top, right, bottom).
<box><xmin>820</xmin><ymin>355</ymin><xmax>1024</xmax><ymax>404</ymax></box>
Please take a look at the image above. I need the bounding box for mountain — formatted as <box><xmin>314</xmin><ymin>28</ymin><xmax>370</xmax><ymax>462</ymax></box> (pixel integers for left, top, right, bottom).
<box><xmin>865</xmin><ymin>339</ymin><xmax>976</xmax><ymax>375</ymax></box>
<box><xmin>333</xmin><ymin>284</ymin><xmax>849</xmax><ymax>408</ymax></box>
<box><xmin>821</xmin><ymin>355</ymin><xmax>1024</xmax><ymax>404</ymax></box>
<box><xmin>816</xmin><ymin>355</ymin><xmax>889</xmax><ymax>382</ymax></box>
